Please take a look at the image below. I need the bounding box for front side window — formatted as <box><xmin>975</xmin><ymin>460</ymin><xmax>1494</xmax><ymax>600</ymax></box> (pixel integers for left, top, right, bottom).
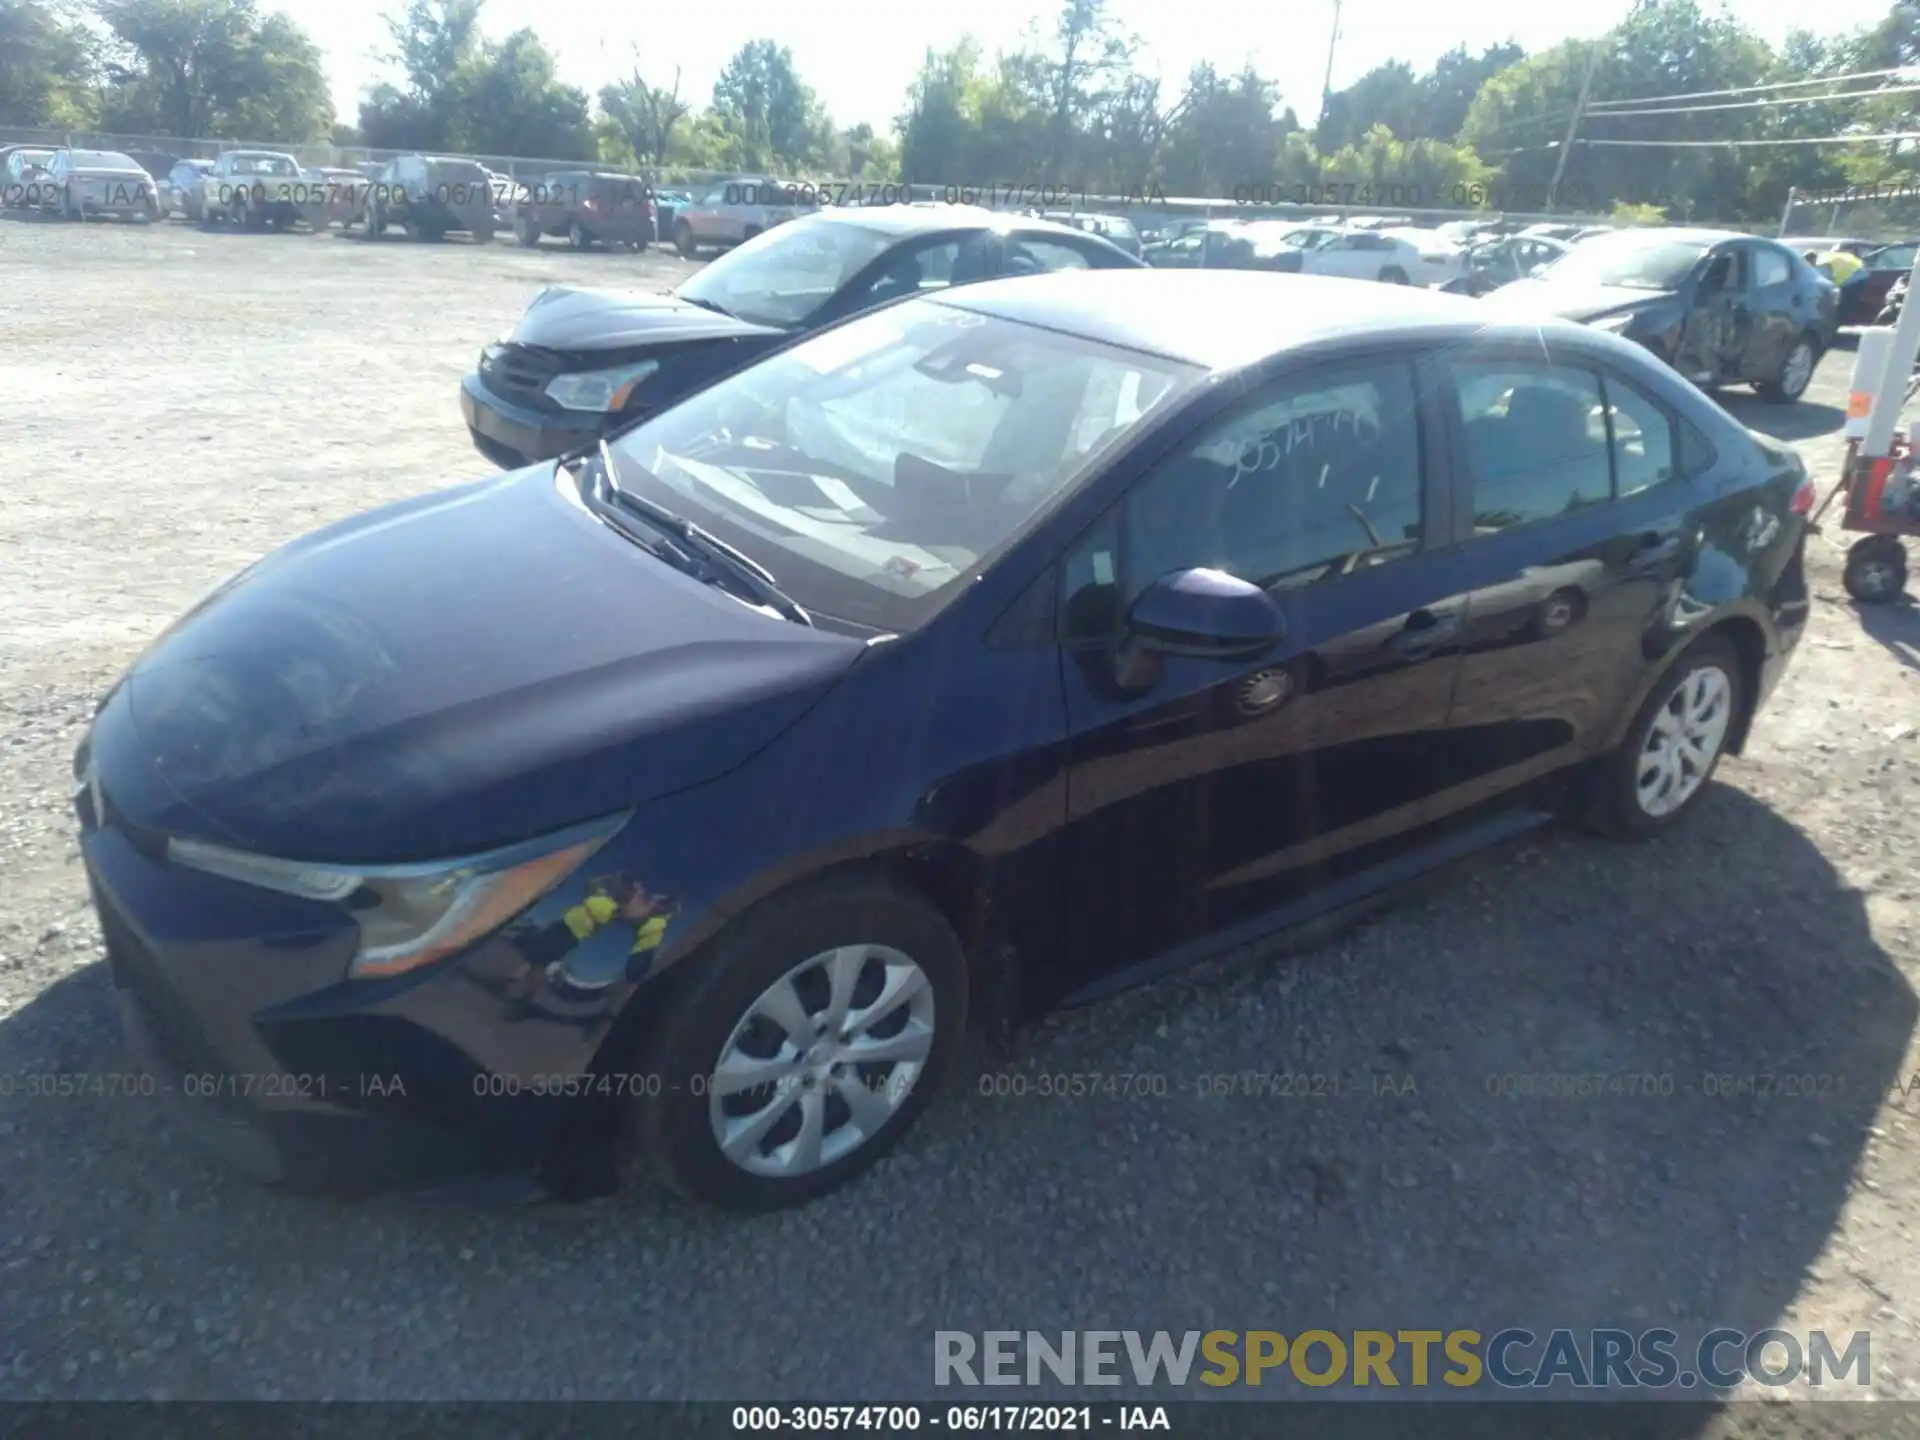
<box><xmin>676</xmin><ymin>218</ymin><xmax>898</xmax><ymax>328</ymax></box>
<box><xmin>609</xmin><ymin>298</ymin><xmax>1201</xmax><ymax>631</ymax></box>
<box><xmin>1452</xmin><ymin>361</ymin><xmax>1611</xmax><ymax>531</ymax></box>
<box><xmin>1107</xmin><ymin>360</ymin><xmax>1425</xmax><ymax>616</ymax></box>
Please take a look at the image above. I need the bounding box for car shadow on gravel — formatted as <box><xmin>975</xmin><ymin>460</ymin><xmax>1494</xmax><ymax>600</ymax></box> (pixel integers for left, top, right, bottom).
<box><xmin>1720</xmin><ymin>394</ymin><xmax>1847</xmax><ymax>443</ymax></box>
<box><xmin>1852</xmin><ymin>588</ymin><xmax>1920</xmax><ymax>673</ymax></box>
<box><xmin>0</xmin><ymin>786</ymin><xmax>1911</xmax><ymax>1408</ymax></box>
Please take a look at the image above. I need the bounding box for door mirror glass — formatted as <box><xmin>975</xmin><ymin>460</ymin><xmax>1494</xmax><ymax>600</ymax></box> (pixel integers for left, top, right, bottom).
<box><xmin>1124</xmin><ymin>568</ymin><xmax>1285</xmax><ymax>659</ymax></box>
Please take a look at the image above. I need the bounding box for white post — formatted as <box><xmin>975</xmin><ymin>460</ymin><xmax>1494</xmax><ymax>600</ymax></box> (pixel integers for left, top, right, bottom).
<box><xmin>1864</xmin><ymin>248</ymin><xmax>1920</xmax><ymax>457</ymax></box>
<box><xmin>1848</xmin><ymin>329</ymin><xmax>1894</xmax><ymax>440</ymax></box>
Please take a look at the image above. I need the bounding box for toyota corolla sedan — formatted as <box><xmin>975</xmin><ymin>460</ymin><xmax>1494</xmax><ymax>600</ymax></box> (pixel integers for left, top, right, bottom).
<box><xmin>79</xmin><ymin>272</ymin><xmax>1811</xmax><ymax>1212</ymax></box>
<box><xmin>459</xmin><ymin>205</ymin><xmax>1143</xmax><ymax>468</ymax></box>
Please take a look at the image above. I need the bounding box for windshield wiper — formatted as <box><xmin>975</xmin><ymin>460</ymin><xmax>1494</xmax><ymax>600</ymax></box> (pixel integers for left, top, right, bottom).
<box><xmin>593</xmin><ymin>440</ymin><xmax>813</xmax><ymax>627</ymax></box>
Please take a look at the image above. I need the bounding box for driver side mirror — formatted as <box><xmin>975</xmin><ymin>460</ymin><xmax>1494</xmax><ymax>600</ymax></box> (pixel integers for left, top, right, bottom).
<box><xmin>1123</xmin><ymin>568</ymin><xmax>1285</xmax><ymax>660</ymax></box>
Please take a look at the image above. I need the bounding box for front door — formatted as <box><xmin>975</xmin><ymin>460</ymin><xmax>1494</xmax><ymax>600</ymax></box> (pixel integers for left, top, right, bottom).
<box><xmin>1050</xmin><ymin>352</ymin><xmax>1467</xmax><ymax>1007</ymax></box>
<box><xmin>1679</xmin><ymin>247</ymin><xmax>1753</xmax><ymax>382</ymax></box>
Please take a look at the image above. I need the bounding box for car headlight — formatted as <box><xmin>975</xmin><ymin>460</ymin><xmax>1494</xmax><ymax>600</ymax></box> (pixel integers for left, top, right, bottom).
<box><xmin>545</xmin><ymin>360</ymin><xmax>662</xmax><ymax>412</ymax></box>
<box><xmin>1590</xmin><ymin>311</ymin><xmax>1637</xmax><ymax>333</ymax></box>
<box><xmin>165</xmin><ymin>813</ymin><xmax>627</xmax><ymax>979</ymax></box>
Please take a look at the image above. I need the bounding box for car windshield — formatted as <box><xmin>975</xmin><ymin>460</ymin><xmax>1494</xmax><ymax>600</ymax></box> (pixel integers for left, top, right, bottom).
<box><xmin>675</xmin><ymin>218</ymin><xmax>899</xmax><ymax>328</ymax></box>
<box><xmin>607</xmin><ymin>297</ymin><xmax>1202</xmax><ymax>631</ymax></box>
<box><xmin>1536</xmin><ymin>232</ymin><xmax>1712</xmax><ymax>291</ymax></box>
<box><xmin>71</xmin><ymin>151</ymin><xmax>141</xmax><ymax>172</ymax></box>
<box><xmin>428</xmin><ymin>160</ymin><xmax>488</xmax><ymax>186</ymax></box>
<box><xmin>230</xmin><ymin>154</ymin><xmax>299</xmax><ymax>176</ymax></box>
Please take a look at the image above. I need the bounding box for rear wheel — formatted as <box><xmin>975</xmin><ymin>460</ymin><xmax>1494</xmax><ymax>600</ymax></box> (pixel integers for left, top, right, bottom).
<box><xmin>1844</xmin><ymin>534</ymin><xmax>1908</xmax><ymax>603</ymax></box>
<box><xmin>1379</xmin><ymin>266</ymin><xmax>1409</xmax><ymax>284</ymax></box>
<box><xmin>636</xmin><ymin>874</ymin><xmax>968</xmax><ymax>1212</ymax></box>
<box><xmin>568</xmin><ymin>219</ymin><xmax>592</xmax><ymax>250</ymax></box>
<box><xmin>515</xmin><ymin>216</ymin><xmax>539</xmax><ymax>247</ymax></box>
<box><xmin>1757</xmin><ymin>332</ymin><xmax>1819</xmax><ymax>403</ymax></box>
<box><xmin>674</xmin><ymin>220</ymin><xmax>697</xmax><ymax>258</ymax></box>
<box><xmin>1583</xmin><ymin>635</ymin><xmax>1742</xmax><ymax>841</ymax></box>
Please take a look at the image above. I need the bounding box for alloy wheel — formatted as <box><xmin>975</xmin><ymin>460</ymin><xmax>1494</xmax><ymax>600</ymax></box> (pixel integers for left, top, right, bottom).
<box><xmin>1781</xmin><ymin>340</ymin><xmax>1814</xmax><ymax>398</ymax></box>
<box><xmin>1635</xmin><ymin>665</ymin><xmax>1732</xmax><ymax>818</ymax></box>
<box><xmin>707</xmin><ymin>944</ymin><xmax>935</xmax><ymax>1179</ymax></box>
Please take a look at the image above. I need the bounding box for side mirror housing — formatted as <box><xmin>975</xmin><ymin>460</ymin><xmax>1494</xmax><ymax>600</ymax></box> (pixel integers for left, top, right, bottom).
<box><xmin>1124</xmin><ymin>568</ymin><xmax>1285</xmax><ymax>660</ymax></box>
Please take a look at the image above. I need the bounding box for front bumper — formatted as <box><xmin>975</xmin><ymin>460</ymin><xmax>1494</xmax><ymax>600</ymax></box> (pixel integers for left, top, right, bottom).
<box><xmin>82</xmin><ymin>816</ymin><xmax>625</xmax><ymax>1197</ymax></box>
<box><xmin>460</xmin><ymin>372</ymin><xmax>613</xmax><ymax>467</ymax></box>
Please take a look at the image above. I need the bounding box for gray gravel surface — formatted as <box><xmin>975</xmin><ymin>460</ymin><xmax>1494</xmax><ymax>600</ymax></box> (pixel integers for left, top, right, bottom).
<box><xmin>2</xmin><ymin>212</ymin><xmax>1918</xmax><ymax>1425</ymax></box>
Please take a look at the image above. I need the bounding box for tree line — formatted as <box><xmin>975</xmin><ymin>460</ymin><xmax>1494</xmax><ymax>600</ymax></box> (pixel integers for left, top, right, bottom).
<box><xmin>3</xmin><ymin>0</ymin><xmax>1917</xmax><ymax>222</ymax></box>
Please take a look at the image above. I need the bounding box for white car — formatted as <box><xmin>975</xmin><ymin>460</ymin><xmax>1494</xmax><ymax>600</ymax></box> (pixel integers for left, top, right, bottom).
<box><xmin>1287</xmin><ymin>227</ymin><xmax>1435</xmax><ymax>285</ymax></box>
<box><xmin>1379</xmin><ymin>227</ymin><xmax>1467</xmax><ymax>286</ymax></box>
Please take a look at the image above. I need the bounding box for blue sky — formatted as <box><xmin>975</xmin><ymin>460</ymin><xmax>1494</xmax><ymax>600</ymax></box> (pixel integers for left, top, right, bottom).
<box><xmin>278</xmin><ymin>0</ymin><xmax>1901</xmax><ymax>134</ymax></box>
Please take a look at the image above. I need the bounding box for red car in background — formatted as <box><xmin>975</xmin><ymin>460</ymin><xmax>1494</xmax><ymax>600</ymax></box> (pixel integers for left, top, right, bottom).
<box><xmin>1842</xmin><ymin>241</ymin><xmax>1918</xmax><ymax>325</ymax></box>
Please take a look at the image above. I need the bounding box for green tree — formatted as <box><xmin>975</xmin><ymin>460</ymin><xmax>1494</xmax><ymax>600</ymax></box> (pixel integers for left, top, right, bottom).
<box><xmin>599</xmin><ymin>60</ymin><xmax>689</xmax><ymax>169</ymax></box>
<box><xmin>1156</xmin><ymin>63</ymin><xmax>1304</xmax><ymax>196</ymax></box>
<box><xmin>1316</xmin><ymin>61</ymin><xmax>1420</xmax><ymax>153</ymax></box>
<box><xmin>710</xmin><ymin>39</ymin><xmax>831</xmax><ymax>172</ymax></box>
<box><xmin>0</xmin><ymin>0</ymin><xmax>98</xmax><ymax>125</ymax></box>
<box><xmin>94</xmin><ymin>0</ymin><xmax>331</xmax><ymax>139</ymax></box>
<box><xmin>1462</xmin><ymin>0</ymin><xmax>1773</xmax><ymax>220</ymax></box>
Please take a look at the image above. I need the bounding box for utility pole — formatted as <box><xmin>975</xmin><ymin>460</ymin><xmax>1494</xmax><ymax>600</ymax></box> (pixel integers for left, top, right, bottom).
<box><xmin>1320</xmin><ymin>0</ymin><xmax>1343</xmax><ymax>118</ymax></box>
<box><xmin>1547</xmin><ymin>40</ymin><xmax>1604</xmax><ymax>213</ymax></box>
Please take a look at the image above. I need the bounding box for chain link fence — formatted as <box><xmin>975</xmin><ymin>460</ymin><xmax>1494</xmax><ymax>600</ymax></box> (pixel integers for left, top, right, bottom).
<box><xmin>1778</xmin><ymin>183</ymin><xmax>1920</xmax><ymax>242</ymax></box>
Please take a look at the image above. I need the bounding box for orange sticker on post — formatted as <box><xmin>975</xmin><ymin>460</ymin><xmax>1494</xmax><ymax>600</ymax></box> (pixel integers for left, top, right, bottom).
<box><xmin>1848</xmin><ymin>390</ymin><xmax>1873</xmax><ymax>420</ymax></box>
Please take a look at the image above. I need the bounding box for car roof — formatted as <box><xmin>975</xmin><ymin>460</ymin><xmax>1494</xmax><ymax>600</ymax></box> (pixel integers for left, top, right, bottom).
<box><xmin>225</xmin><ymin>149</ymin><xmax>296</xmax><ymax>159</ymax></box>
<box><xmin>808</xmin><ymin>204</ymin><xmax>1109</xmax><ymax>244</ymax></box>
<box><xmin>932</xmin><ymin>269</ymin><xmax>1549</xmax><ymax>370</ymax></box>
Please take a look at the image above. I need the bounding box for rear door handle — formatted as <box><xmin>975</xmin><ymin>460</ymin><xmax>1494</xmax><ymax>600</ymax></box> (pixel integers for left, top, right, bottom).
<box><xmin>1389</xmin><ymin>607</ymin><xmax>1463</xmax><ymax>654</ymax></box>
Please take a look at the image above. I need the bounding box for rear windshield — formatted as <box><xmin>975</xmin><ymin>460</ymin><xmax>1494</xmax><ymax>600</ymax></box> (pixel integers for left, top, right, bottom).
<box><xmin>70</xmin><ymin>151</ymin><xmax>143</xmax><ymax>172</ymax></box>
<box><xmin>591</xmin><ymin>174</ymin><xmax>649</xmax><ymax>202</ymax></box>
<box><xmin>428</xmin><ymin>160</ymin><xmax>489</xmax><ymax>186</ymax></box>
<box><xmin>229</xmin><ymin>154</ymin><xmax>300</xmax><ymax>177</ymax></box>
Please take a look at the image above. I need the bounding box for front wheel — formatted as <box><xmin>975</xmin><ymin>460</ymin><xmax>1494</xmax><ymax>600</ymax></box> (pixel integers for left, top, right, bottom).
<box><xmin>1379</xmin><ymin>266</ymin><xmax>1409</xmax><ymax>284</ymax></box>
<box><xmin>568</xmin><ymin>219</ymin><xmax>592</xmax><ymax>250</ymax></box>
<box><xmin>636</xmin><ymin>874</ymin><xmax>968</xmax><ymax>1212</ymax></box>
<box><xmin>1757</xmin><ymin>332</ymin><xmax>1819</xmax><ymax>403</ymax></box>
<box><xmin>1583</xmin><ymin>635</ymin><xmax>1743</xmax><ymax>841</ymax></box>
<box><xmin>1844</xmin><ymin>534</ymin><xmax>1908</xmax><ymax>604</ymax></box>
<box><xmin>515</xmin><ymin>217</ymin><xmax>539</xmax><ymax>247</ymax></box>
<box><xmin>674</xmin><ymin>220</ymin><xmax>697</xmax><ymax>258</ymax></box>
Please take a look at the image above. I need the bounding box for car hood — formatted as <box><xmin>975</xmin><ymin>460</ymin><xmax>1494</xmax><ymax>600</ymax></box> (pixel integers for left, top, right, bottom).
<box><xmin>508</xmin><ymin>285</ymin><xmax>788</xmax><ymax>350</ymax></box>
<box><xmin>88</xmin><ymin>466</ymin><xmax>865</xmax><ymax>863</ymax></box>
<box><xmin>1487</xmin><ymin>279</ymin><xmax>1676</xmax><ymax>323</ymax></box>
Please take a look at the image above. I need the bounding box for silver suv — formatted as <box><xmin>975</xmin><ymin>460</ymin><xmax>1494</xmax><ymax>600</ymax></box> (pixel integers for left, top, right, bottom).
<box><xmin>670</xmin><ymin>177</ymin><xmax>817</xmax><ymax>257</ymax></box>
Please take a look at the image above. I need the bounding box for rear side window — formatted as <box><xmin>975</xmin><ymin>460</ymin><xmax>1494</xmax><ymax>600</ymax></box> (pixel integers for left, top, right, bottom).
<box><xmin>1006</xmin><ymin>237</ymin><xmax>1093</xmax><ymax>273</ymax></box>
<box><xmin>1753</xmin><ymin>248</ymin><xmax>1791</xmax><ymax>287</ymax></box>
<box><xmin>1599</xmin><ymin>376</ymin><xmax>1677</xmax><ymax>497</ymax></box>
<box><xmin>1451</xmin><ymin>361</ymin><xmax>1611</xmax><ymax>531</ymax></box>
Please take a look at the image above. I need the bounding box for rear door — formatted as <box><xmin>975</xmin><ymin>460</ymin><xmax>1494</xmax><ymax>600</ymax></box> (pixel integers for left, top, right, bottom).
<box><xmin>591</xmin><ymin>174</ymin><xmax>651</xmax><ymax>242</ymax></box>
<box><xmin>1051</xmin><ymin>350</ymin><xmax>1467</xmax><ymax>1006</ymax></box>
<box><xmin>1746</xmin><ymin>244</ymin><xmax>1803</xmax><ymax>377</ymax></box>
<box><xmin>1424</xmin><ymin>345</ymin><xmax>1709</xmax><ymax>812</ymax></box>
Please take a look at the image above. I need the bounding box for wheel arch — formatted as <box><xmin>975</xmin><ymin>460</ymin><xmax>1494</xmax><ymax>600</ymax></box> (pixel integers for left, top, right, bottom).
<box><xmin>1597</xmin><ymin>611</ymin><xmax>1769</xmax><ymax>759</ymax></box>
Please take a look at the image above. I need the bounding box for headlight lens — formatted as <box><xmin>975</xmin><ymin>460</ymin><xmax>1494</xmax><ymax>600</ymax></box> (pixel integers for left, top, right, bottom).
<box><xmin>545</xmin><ymin>360</ymin><xmax>661</xmax><ymax>412</ymax></box>
<box><xmin>166</xmin><ymin>813</ymin><xmax>627</xmax><ymax>979</ymax></box>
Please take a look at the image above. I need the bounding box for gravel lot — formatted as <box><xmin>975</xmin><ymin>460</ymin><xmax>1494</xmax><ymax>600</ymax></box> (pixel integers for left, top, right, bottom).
<box><xmin>3</xmin><ymin>212</ymin><xmax>1919</xmax><ymax>1424</ymax></box>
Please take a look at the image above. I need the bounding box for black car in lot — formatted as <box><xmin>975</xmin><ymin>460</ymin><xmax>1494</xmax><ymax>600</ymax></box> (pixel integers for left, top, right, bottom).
<box><xmin>460</xmin><ymin>205</ymin><xmax>1144</xmax><ymax>468</ymax></box>
<box><xmin>79</xmin><ymin>272</ymin><xmax>1811</xmax><ymax>1212</ymax></box>
<box><xmin>1487</xmin><ymin>227</ymin><xmax>1839</xmax><ymax>403</ymax></box>
<box><xmin>366</xmin><ymin>154</ymin><xmax>497</xmax><ymax>243</ymax></box>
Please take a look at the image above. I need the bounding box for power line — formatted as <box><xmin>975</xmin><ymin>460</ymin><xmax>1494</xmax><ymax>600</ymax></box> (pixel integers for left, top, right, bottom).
<box><xmin>1585</xmin><ymin>66</ymin><xmax>1916</xmax><ymax>109</ymax></box>
<box><xmin>1580</xmin><ymin>83</ymin><xmax>1920</xmax><ymax>120</ymax></box>
<box><xmin>1490</xmin><ymin>130</ymin><xmax>1920</xmax><ymax>156</ymax></box>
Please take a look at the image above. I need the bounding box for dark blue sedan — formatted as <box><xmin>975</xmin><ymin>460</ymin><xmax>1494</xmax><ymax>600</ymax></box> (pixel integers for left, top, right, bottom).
<box><xmin>79</xmin><ymin>270</ymin><xmax>1811</xmax><ymax>1210</ymax></box>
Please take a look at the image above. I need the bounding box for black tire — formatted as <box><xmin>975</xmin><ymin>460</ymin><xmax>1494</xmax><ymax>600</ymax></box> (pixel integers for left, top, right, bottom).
<box><xmin>636</xmin><ymin>873</ymin><xmax>969</xmax><ymax>1212</ymax></box>
<box><xmin>62</xmin><ymin>186</ymin><xmax>79</xmax><ymax>221</ymax></box>
<box><xmin>674</xmin><ymin>220</ymin><xmax>697</xmax><ymax>258</ymax></box>
<box><xmin>1379</xmin><ymin>266</ymin><xmax>1409</xmax><ymax>285</ymax></box>
<box><xmin>1844</xmin><ymin>534</ymin><xmax>1908</xmax><ymax>604</ymax></box>
<box><xmin>404</xmin><ymin>217</ymin><xmax>423</xmax><ymax>242</ymax></box>
<box><xmin>1583</xmin><ymin>634</ymin><xmax>1744</xmax><ymax>841</ymax></box>
<box><xmin>568</xmin><ymin>219</ymin><xmax>592</xmax><ymax>250</ymax></box>
<box><xmin>515</xmin><ymin>217</ymin><xmax>539</xmax><ymax>247</ymax></box>
<box><xmin>631</xmin><ymin>238</ymin><xmax>649</xmax><ymax>253</ymax></box>
<box><xmin>1756</xmin><ymin>331</ymin><xmax>1820</xmax><ymax>404</ymax></box>
<box><xmin>473</xmin><ymin>225</ymin><xmax>494</xmax><ymax>244</ymax></box>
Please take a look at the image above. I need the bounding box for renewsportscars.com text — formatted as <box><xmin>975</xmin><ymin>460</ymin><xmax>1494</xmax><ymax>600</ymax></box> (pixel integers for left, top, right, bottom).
<box><xmin>933</xmin><ymin>1328</ymin><xmax>1871</xmax><ymax>1391</ymax></box>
